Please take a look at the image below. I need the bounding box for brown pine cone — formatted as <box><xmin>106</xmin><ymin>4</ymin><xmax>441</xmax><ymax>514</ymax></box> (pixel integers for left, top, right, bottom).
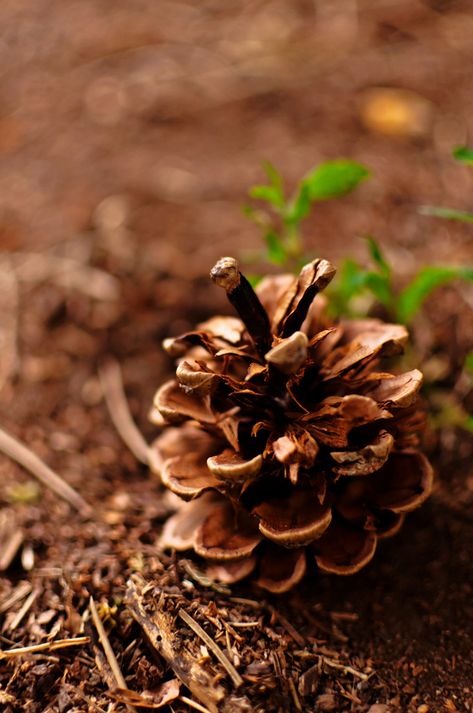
<box><xmin>150</xmin><ymin>257</ymin><xmax>433</xmax><ymax>593</ymax></box>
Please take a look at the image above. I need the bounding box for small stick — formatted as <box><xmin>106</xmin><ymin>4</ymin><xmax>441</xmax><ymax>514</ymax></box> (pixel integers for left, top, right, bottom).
<box><xmin>8</xmin><ymin>590</ymin><xmax>37</xmax><ymax>632</ymax></box>
<box><xmin>0</xmin><ymin>426</ymin><xmax>91</xmax><ymax>516</ymax></box>
<box><xmin>288</xmin><ymin>676</ymin><xmax>302</xmax><ymax>712</ymax></box>
<box><xmin>210</xmin><ymin>257</ymin><xmax>272</xmax><ymax>357</ymax></box>
<box><xmin>0</xmin><ymin>636</ymin><xmax>90</xmax><ymax>659</ymax></box>
<box><xmin>98</xmin><ymin>359</ymin><xmax>150</xmax><ymax>465</ymax></box>
<box><xmin>89</xmin><ymin>597</ymin><xmax>136</xmax><ymax>713</ymax></box>
<box><xmin>0</xmin><ymin>528</ymin><xmax>23</xmax><ymax>571</ymax></box>
<box><xmin>0</xmin><ymin>258</ymin><xmax>19</xmax><ymax>392</ymax></box>
<box><xmin>0</xmin><ymin>582</ymin><xmax>32</xmax><ymax>614</ymax></box>
<box><xmin>178</xmin><ymin>608</ymin><xmax>243</xmax><ymax>689</ymax></box>
<box><xmin>321</xmin><ymin>656</ymin><xmax>368</xmax><ymax>681</ymax></box>
<box><xmin>267</xmin><ymin>606</ymin><xmax>305</xmax><ymax>647</ymax></box>
<box><xmin>179</xmin><ymin>696</ymin><xmax>213</xmax><ymax>713</ymax></box>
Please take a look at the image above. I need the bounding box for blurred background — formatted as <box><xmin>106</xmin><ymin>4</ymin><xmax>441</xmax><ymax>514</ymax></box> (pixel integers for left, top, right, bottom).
<box><xmin>1</xmin><ymin>0</ymin><xmax>473</xmax><ymax>274</ymax></box>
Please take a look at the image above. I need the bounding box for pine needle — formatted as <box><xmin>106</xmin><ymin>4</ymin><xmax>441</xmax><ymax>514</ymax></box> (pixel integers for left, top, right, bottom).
<box><xmin>89</xmin><ymin>597</ymin><xmax>136</xmax><ymax>713</ymax></box>
<box><xmin>98</xmin><ymin>359</ymin><xmax>150</xmax><ymax>465</ymax></box>
<box><xmin>0</xmin><ymin>636</ymin><xmax>90</xmax><ymax>659</ymax></box>
<box><xmin>0</xmin><ymin>426</ymin><xmax>91</xmax><ymax>516</ymax></box>
<box><xmin>178</xmin><ymin>609</ymin><xmax>243</xmax><ymax>689</ymax></box>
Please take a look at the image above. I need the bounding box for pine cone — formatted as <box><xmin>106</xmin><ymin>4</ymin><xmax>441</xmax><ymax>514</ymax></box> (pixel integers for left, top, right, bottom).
<box><xmin>150</xmin><ymin>257</ymin><xmax>433</xmax><ymax>593</ymax></box>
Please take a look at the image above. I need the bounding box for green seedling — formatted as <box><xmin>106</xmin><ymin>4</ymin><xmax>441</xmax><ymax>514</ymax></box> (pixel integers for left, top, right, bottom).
<box><xmin>244</xmin><ymin>158</ymin><xmax>473</xmax><ymax>325</ymax></box>
<box><xmin>244</xmin><ymin>159</ymin><xmax>370</xmax><ymax>273</ymax></box>
<box><xmin>243</xmin><ymin>159</ymin><xmax>473</xmax><ymax>434</ymax></box>
<box><xmin>420</xmin><ymin>146</ymin><xmax>473</xmax><ymax>224</ymax></box>
<box><xmin>331</xmin><ymin>238</ymin><xmax>473</xmax><ymax>324</ymax></box>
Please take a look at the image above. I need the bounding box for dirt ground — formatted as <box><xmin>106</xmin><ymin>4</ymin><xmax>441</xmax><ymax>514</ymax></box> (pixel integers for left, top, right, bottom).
<box><xmin>1</xmin><ymin>1</ymin><xmax>473</xmax><ymax>711</ymax></box>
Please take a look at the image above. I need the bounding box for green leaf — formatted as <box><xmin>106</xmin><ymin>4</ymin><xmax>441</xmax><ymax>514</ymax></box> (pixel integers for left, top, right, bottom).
<box><xmin>397</xmin><ymin>266</ymin><xmax>473</xmax><ymax>323</ymax></box>
<box><xmin>264</xmin><ymin>230</ymin><xmax>287</xmax><ymax>265</ymax></box>
<box><xmin>465</xmin><ymin>352</ymin><xmax>473</xmax><ymax>376</ymax></box>
<box><xmin>262</xmin><ymin>161</ymin><xmax>283</xmax><ymax>191</ymax></box>
<box><xmin>462</xmin><ymin>415</ymin><xmax>473</xmax><ymax>434</ymax></box>
<box><xmin>453</xmin><ymin>146</ymin><xmax>473</xmax><ymax>165</ymax></box>
<box><xmin>365</xmin><ymin>236</ymin><xmax>391</xmax><ymax>278</ymax></box>
<box><xmin>247</xmin><ymin>274</ymin><xmax>263</xmax><ymax>288</ymax></box>
<box><xmin>302</xmin><ymin>160</ymin><xmax>370</xmax><ymax>202</ymax></box>
<box><xmin>249</xmin><ymin>184</ymin><xmax>284</xmax><ymax>208</ymax></box>
<box><xmin>329</xmin><ymin>259</ymin><xmax>368</xmax><ymax>315</ymax></box>
<box><xmin>363</xmin><ymin>272</ymin><xmax>393</xmax><ymax>307</ymax></box>
<box><xmin>286</xmin><ymin>183</ymin><xmax>311</xmax><ymax>224</ymax></box>
<box><xmin>420</xmin><ymin>205</ymin><xmax>473</xmax><ymax>224</ymax></box>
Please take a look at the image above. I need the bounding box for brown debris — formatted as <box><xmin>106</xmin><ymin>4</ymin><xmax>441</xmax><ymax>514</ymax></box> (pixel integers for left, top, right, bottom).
<box><xmin>126</xmin><ymin>575</ymin><xmax>227</xmax><ymax>713</ymax></box>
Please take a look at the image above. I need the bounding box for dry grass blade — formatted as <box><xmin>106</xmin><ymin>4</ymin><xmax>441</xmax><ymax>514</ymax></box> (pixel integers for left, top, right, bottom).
<box><xmin>89</xmin><ymin>597</ymin><xmax>127</xmax><ymax>689</ymax></box>
<box><xmin>0</xmin><ymin>426</ymin><xmax>91</xmax><ymax>516</ymax></box>
<box><xmin>267</xmin><ymin>606</ymin><xmax>305</xmax><ymax>648</ymax></box>
<box><xmin>288</xmin><ymin>676</ymin><xmax>302</xmax><ymax>712</ymax></box>
<box><xmin>126</xmin><ymin>576</ymin><xmax>225</xmax><ymax>713</ymax></box>
<box><xmin>322</xmin><ymin>656</ymin><xmax>369</xmax><ymax>680</ymax></box>
<box><xmin>7</xmin><ymin>590</ymin><xmax>37</xmax><ymax>632</ymax></box>
<box><xmin>0</xmin><ymin>582</ymin><xmax>32</xmax><ymax>614</ymax></box>
<box><xmin>89</xmin><ymin>597</ymin><xmax>136</xmax><ymax>713</ymax></box>
<box><xmin>0</xmin><ymin>509</ymin><xmax>23</xmax><ymax>571</ymax></box>
<box><xmin>0</xmin><ymin>258</ymin><xmax>19</xmax><ymax>393</ymax></box>
<box><xmin>179</xmin><ymin>696</ymin><xmax>213</xmax><ymax>713</ymax></box>
<box><xmin>178</xmin><ymin>609</ymin><xmax>243</xmax><ymax>689</ymax></box>
<box><xmin>0</xmin><ymin>528</ymin><xmax>23</xmax><ymax>572</ymax></box>
<box><xmin>0</xmin><ymin>636</ymin><xmax>90</xmax><ymax>659</ymax></box>
<box><xmin>98</xmin><ymin>359</ymin><xmax>150</xmax><ymax>465</ymax></box>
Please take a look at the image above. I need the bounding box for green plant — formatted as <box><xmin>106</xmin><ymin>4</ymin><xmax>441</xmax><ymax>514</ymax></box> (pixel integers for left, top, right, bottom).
<box><xmin>420</xmin><ymin>146</ymin><xmax>473</xmax><ymax>224</ymax></box>
<box><xmin>244</xmin><ymin>158</ymin><xmax>473</xmax><ymax>326</ymax></box>
<box><xmin>244</xmin><ymin>159</ymin><xmax>369</xmax><ymax>272</ymax></box>
<box><xmin>330</xmin><ymin>237</ymin><xmax>473</xmax><ymax>325</ymax></box>
<box><xmin>244</xmin><ymin>159</ymin><xmax>473</xmax><ymax>434</ymax></box>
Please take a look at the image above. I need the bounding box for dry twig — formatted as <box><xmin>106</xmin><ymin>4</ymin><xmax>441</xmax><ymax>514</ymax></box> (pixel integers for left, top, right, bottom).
<box><xmin>7</xmin><ymin>590</ymin><xmax>37</xmax><ymax>632</ymax></box>
<box><xmin>0</xmin><ymin>582</ymin><xmax>32</xmax><ymax>614</ymax></box>
<box><xmin>0</xmin><ymin>426</ymin><xmax>91</xmax><ymax>516</ymax></box>
<box><xmin>0</xmin><ymin>510</ymin><xmax>23</xmax><ymax>571</ymax></box>
<box><xmin>321</xmin><ymin>656</ymin><xmax>369</xmax><ymax>681</ymax></box>
<box><xmin>179</xmin><ymin>695</ymin><xmax>213</xmax><ymax>713</ymax></box>
<box><xmin>0</xmin><ymin>258</ymin><xmax>19</xmax><ymax>392</ymax></box>
<box><xmin>267</xmin><ymin>605</ymin><xmax>305</xmax><ymax>648</ymax></box>
<box><xmin>98</xmin><ymin>359</ymin><xmax>150</xmax><ymax>465</ymax></box>
<box><xmin>0</xmin><ymin>636</ymin><xmax>90</xmax><ymax>659</ymax></box>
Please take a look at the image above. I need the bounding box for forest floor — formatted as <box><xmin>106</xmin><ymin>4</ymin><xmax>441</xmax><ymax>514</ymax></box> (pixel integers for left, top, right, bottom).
<box><xmin>1</xmin><ymin>1</ymin><xmax>473</xmax><ymax>711</ymax></box>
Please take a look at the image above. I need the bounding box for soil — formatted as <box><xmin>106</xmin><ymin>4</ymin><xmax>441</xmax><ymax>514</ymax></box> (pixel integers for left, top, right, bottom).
<box><xmin>1</xmin><ymin>1</ymin><xmax>473</xmax><ymax>712</ymax></box>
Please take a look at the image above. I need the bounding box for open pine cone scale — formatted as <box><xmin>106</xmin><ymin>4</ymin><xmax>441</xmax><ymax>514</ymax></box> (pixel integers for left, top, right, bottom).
<box><xmin>150</xmin><ymin>257</ymin><xmax>433</xmax><ymax>593</ymax></box>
